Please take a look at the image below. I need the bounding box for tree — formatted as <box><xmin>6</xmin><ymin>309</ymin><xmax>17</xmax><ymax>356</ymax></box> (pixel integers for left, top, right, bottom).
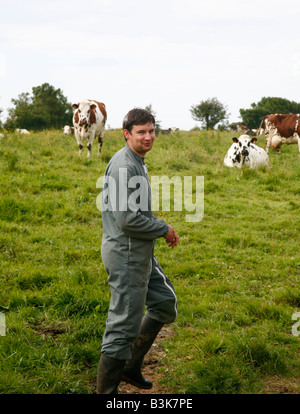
<box><xmin>5</xmin><ymin>92</ymin><xmax>32</xmax><ymax>130</ymax></box>
<box><xmin>5</xmin><ymin>83</ymin><xmax>73</xmax><ymax>131</ymax></box>
<box><xmin>0</xmin><ymin>107</ymin><xmax>3</xmax><ymax>130</ymax></box>
<box><xmin>239</xmin><ymin>97</ymin><xmax>300</xmax><ymax>129</ymax></box>
<box><xmin>190</xmin><ymin>97</ymin><xmax>229</xmax><ymax>130</ymax></box>
<box><xmin>145</xmin><ymin>104</ymin><xmax>161</xmax><ymax>129</ymax></box>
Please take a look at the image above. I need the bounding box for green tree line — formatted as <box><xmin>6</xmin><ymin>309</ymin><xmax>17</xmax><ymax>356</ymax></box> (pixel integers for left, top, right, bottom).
<box><xmin>1</xmin><ymin>84</ymin><xmax>300</xmax><ymax>132</ymax></box>
<box><xmin>239</xmin><ymin>97</ymin><xmax>300</xmax><ymax>129</ymax></box>
<box><xmin>3</xmin><ymin>83</ymin><xmax>73</xmax><ymax>131</ymax></box>
<box><xmin>191</xmin><ymin>96</ymin><xmax>300</xmax><ymax>130</ymax></box>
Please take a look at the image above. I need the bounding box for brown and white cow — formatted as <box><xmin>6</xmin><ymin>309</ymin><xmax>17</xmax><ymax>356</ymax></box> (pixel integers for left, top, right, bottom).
<box><xmin>72</xmin><ymin>99</ymin><xmax>107</xmax><ymax>158</ymax></box>
<box><xmin>237</xmin><ymin>124</ymin><xmax>249</xmax><ymax>132</ymax></box>
<box><xmin>230</xmin><ymin>124</ymin><xmax>248</xmax><ymax>132</ymax></box>
<box><xmin>261</xmin><ymin>114</ymin><xmax>300</xmax><ymax>154</ymax></box>
<box><xmin>62</xmin><ymin>125</ymin><xmax>75</xmax><ymax>135</ymax></box>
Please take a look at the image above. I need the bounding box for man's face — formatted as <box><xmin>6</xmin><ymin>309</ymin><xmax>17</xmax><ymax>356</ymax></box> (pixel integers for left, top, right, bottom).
<box><xmin>124</xmin><ymin>122</ymin><xmax>155</xmax><ymax>157</ymax></box>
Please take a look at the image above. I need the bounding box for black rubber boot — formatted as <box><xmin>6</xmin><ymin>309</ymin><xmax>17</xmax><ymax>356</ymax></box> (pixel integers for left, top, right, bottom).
<box><xmin>122</xmin><ymin>315</ymin><xmax>164</xmax><ymax>389</ymax></box>
<box><xmin>96</xmin><ymin>353</ymin><xmax>126</xmax><ymax>394</ymax></box>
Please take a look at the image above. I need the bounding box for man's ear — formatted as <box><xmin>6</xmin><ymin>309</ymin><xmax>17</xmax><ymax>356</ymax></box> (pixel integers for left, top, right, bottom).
<box><xmin>123</xmin><ymin>129</ymin><xmax>130</xmax><ymax>141</ymax></box>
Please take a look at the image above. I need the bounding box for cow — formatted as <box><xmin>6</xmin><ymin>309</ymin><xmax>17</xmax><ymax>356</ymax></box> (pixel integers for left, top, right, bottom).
<box><xmin>170</xmin><ymin>127</ymin><xmax>179</xmax><ymax>133</ymax></box>
<box><xmin>256</xmin><ymin>128</ymin><xmax>264</xmax><ymax>136</ymax></box>
<box><xmin>62</xmin><ymin>125</ymin><xmax>75</xmax><ymax>135</ymax></box>
<box><xmin>156</xmin><ymin>127</ymin><xmax>179</xmax><ymax>135</ymax></box>
<box><xmin>246</xmin><ymin>129</ymin><xmax>257</xmax><ymax>136</ymax></box>
<box><xmin>72</xmin><ymin>99</ymin><xmax>107</xmax><ymax>158</ymax></box>
<box><xmin>237</xmin><ymin>124</ymin><xmax>248</xmax><ymax>132</ymax></box>
<box><xmin>16</xmin><ymin>129</ymin><xmax>30</xmax><ymax>134</ymax></box>
<box><xmin>230</xmin><ymin>124</ymin><xmax>248</xmax><ymax>132</ymax></box>
<box><xmin>224</xmin><ymin>134</ymin><xmax>269</xmax><ymax>168</ymax></box>
<box><xmin>156</xmin><ymin>128</ymin><xmax>171</xmax><ymax>135</ymax></box>
<box><xmin>261</xmin><ymin>114</ymin><xmax>300</xmax><ymax>153</ymax></box>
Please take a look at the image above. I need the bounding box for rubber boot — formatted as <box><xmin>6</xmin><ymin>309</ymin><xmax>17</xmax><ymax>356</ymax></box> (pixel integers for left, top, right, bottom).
<box><xmin>122</xmin><ymin>315</ymin><xmax>164</xmax><ymax>389</ymax></box>
<box><xmin>96</xmin><ymin>353</ymin><xmax>126</xmax><ymax>394</ymax></box>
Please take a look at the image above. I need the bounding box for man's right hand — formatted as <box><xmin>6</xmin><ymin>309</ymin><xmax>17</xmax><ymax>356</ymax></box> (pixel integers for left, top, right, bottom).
<box><xmin>164</xmin><ymin>225</ymin><xmax>179</xmax><ymax>248</ymax></box>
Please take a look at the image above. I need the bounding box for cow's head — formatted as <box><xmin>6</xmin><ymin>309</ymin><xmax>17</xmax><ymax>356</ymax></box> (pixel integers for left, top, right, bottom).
<box><xmin>232</xmin><ymin>135</ymin><xmax>257</xmax><ymax>160</ymax></box>
<box><xmin>72</xmin><ymin>101</ymin><xmax>97</xmax><ymax>127</ymax></box>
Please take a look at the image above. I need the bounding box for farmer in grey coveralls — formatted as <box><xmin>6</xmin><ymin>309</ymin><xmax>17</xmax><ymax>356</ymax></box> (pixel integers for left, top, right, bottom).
<box><xmin>97</xmin><ymin>108</ymin><xmax>179</xmax><ymax>394</ymax></box>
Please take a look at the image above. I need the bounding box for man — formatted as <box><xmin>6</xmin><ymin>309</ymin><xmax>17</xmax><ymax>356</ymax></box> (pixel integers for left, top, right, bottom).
<box><xmin>97</xmin><ymin>108</ymin><xmax>179</xmax><ymax>394</ymax></box>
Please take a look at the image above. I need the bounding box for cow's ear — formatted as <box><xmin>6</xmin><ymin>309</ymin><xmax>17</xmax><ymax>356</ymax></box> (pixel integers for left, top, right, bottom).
<box><xmin>90</xmin><ymin>104</ymin><xmax>96</xmax><ymax>110</ymax></box>
<box><xmin>72</xmin><ymin>103</ymin><xmax>79</xmax><ymax>109</ymax></box>
<box><xmin>251</xmin><ymin>137</ymin><xmax>257</xmax><ymax>143</ymax></box>
<box><xmin>232</xmin><ymin>137</ymin><xmax>238</xmax><ymax>143</ymax></box>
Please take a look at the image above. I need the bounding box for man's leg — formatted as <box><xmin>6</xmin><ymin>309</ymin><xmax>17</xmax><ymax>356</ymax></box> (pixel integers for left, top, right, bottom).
<box><xmin>97</xmin><ymin>265</ymin><xmax>148</xmax><ymax>393</ymax></box>
<box><xmin>96</xmin><ymin>354</ymin><xmax>125</xmax><ymax>394</ymax></box>
<box><xmin>122</xmin><ymin>315</ymin><xmax>164</xmax><ymax>389</ymax></box>
<box><xmin>122</xmin><ymin>256</ymin><xmax>177</xmax><ymax>389</ymax></box>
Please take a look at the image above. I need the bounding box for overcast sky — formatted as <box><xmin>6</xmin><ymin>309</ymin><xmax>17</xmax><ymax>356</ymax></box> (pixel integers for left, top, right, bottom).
<box><xmin>1</xmin><ymin>0</ymin><xmax>300</xmax><ymax>130</ymax></box>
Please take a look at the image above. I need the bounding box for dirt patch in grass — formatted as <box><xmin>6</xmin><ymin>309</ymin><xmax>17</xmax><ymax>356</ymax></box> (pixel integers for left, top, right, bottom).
<box><xmin>31</xmin><ymin>319</ymin><xmax>69</xmax><ymax>338</ymax></box>
<box><xmin>262</xmin><ymin>375</ymin><xmax>300</xmax><ymax>394</ymax></box>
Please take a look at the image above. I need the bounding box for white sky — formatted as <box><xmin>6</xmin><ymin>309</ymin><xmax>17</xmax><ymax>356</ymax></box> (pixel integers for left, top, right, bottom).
<box><xmin>1</xmin><ymin>0</ymin><xmax>300</xmax><ymax>130</ymax></box>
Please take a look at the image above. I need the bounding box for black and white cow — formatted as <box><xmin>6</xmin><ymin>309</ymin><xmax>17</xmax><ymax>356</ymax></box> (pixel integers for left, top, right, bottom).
<box><xmin>224</xmin><ymin>134</ymin><xmax>269</xmax><ymax>168</ymax></box>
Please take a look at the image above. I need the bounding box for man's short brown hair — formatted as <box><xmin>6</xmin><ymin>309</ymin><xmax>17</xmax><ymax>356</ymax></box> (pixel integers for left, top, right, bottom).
<box><xmin>123</xmin><ymin>108</ymin><xmax>155</xmax><ymax>134</ymax></box>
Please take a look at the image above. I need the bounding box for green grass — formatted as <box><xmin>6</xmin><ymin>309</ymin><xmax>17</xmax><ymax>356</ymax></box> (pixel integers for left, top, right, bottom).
<box><xmin>0</xmin><ymin>129</ymin><xmax>299</xmax><ymax>394</ymax></box>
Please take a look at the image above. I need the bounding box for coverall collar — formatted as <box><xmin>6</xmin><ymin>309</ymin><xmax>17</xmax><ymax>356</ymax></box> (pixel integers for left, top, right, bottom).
<box><xmin>125</xmin><ymin>143</ymin><xmax>146</xmax><ymax>164</ymax></box>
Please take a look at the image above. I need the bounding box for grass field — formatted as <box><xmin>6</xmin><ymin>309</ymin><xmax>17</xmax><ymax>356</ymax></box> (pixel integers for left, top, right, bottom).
<box><xmin>0</xmin><ymin>128</ymin><xmax>299</xmax><ymax>394</ymax></box>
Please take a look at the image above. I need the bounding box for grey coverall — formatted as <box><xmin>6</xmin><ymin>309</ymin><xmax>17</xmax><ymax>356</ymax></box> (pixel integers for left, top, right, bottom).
<box><xmin>100</xmin><ymin>144</ymin><xmax>177</xmax><ymax>360</ymax></box>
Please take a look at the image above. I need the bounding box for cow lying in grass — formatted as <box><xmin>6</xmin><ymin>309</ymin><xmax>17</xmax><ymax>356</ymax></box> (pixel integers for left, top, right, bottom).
<box><xmin>224</xmin><ymin>134</ymin><xmax>269</xmax><ymax>168</ymax></box>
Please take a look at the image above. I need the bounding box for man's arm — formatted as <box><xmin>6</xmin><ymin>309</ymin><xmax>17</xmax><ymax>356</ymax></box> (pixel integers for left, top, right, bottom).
<box><xmin>106</xmin><ymin>162</ymin><xmax>179</xmax><ymax>244</ymax></box>
<box><xmin>115</xmin><ymin>209</ymin><xmax>169</xmax><ymax>240</ymax></box>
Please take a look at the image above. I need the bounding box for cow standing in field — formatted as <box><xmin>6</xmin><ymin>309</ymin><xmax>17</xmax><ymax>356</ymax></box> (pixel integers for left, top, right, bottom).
<box><xmin>157</xmin><ymin>128</ymin><xmax>171</xmax><ymax>135</ymax></box>
<box><xmin>170</xmin><ymin>127</ymin><xmax>179</xmax><ymax>133</ymax></box>
<box><xmin>246</xmin><ymin>129</ymin><xmax>257</xmax><ymax>136</ymax></box>
<box><xmin>156</xmin><ymin>127</ymin><xmax>179</xmax><ymax>135</ymax></box>
<box><xmin>260</xmin><ymin>114</ymin><xmax>300</xmax><ymax>154</ymax></box>
<box><xmin>224</xmin><ymin>134</ymin><xmax>269</xmax><ymax>168</ymax></box>
<box><xmin>62</xmin><ymin>125</ymin><xmax>75</xmax><ymax>135</ymax></box>
<box><xmin>230</xmin><ymin>125</ymin><xmax>248</xmax><ymax>132</ymax></box>
<box><xmin>72</xmin><ymin>99</ymin><xmax>107</xmax><ymax>158</ymax></box>
<box><xmin>237</xmin><ymin>124</ymin><xmax>248</xmax><ymax>132</ymax></box>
